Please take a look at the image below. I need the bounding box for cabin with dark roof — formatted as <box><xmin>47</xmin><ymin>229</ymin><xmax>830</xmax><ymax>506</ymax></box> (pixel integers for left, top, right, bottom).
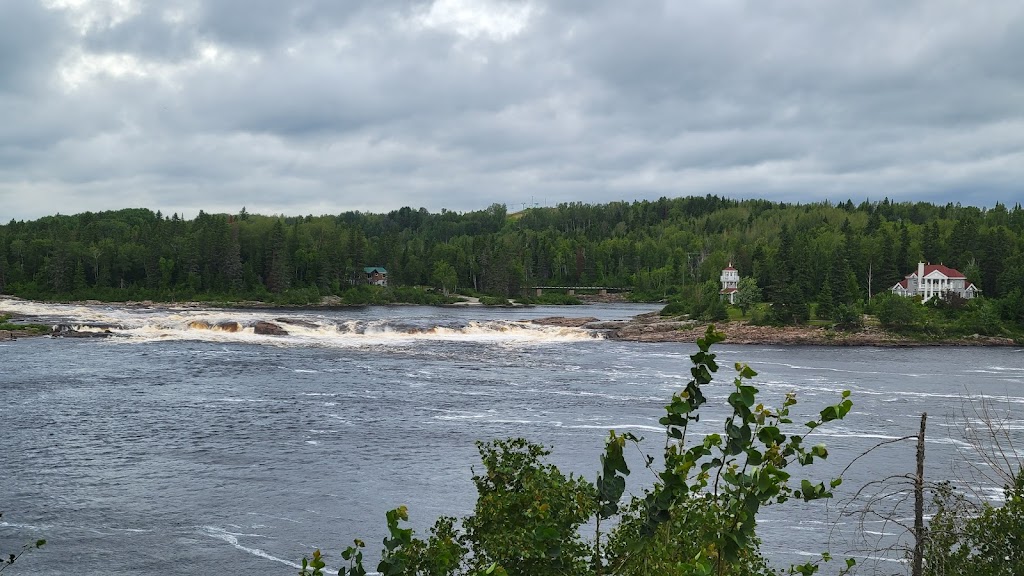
<box><xmin>363</xmin><ymin>266</ymin><xmax>388</xmax><ymax>287</ymax></box>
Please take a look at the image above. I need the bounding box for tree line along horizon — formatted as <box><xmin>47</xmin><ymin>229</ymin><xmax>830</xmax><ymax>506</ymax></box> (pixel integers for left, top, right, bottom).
<box><xmin>0</xmin><ymin>196</ymin><xmax>1022</xmax><ymax>325</ymax></box>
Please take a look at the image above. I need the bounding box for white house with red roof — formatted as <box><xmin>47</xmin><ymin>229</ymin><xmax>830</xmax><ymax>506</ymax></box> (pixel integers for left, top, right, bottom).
<box><xmin>890</xmin><ymin>262</ymin><xmax>980</xmax><ymax>302</ymax></box>
<box><xmin>720</xmin><ymin>263</ymin><xmax>740</xmax><ymax>304</ymax></box>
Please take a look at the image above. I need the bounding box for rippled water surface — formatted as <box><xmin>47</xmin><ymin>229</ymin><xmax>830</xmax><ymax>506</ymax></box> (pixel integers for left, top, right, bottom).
<box><xmin>2</xmin><ymin>299</ymin><xmax>1022</xmax><ymax>575</ymax></box>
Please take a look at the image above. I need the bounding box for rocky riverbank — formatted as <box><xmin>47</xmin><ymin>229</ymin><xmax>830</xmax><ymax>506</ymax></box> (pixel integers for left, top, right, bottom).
<box><xmin>529</xmin><ymin>312</ymin><xmax>1021</xmax><ymax>347</ymax></box>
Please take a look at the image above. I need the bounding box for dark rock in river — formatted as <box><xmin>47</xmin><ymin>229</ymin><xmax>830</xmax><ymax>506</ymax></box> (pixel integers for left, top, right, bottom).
<box><xmin>274</xmin><ymin>317</ymin><xmax>320</xmax><ymax>329</ymax></box>
<box><xmin>253</xmin><ymin>321</ymin><xmax>289</xmax><ymax>336</ymax></box>
<box><xmin>215</xmin><ymin>321</ymin><xmax>242</xmax><ymax>332</ymax></box>
<box><xmin>51</xmin><ymin>324</ymin><xmax>113</xmax><ymax>338</ymax></box>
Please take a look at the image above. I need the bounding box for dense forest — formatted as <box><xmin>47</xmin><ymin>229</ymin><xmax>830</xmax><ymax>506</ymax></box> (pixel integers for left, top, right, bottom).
<box><xmin>1</xmin><ymin>197</ymin><xmax>1022</xmax><ymax>325</ymax></box>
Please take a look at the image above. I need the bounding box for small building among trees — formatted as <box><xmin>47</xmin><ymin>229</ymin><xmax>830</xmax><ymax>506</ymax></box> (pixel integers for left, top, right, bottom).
<box><xmin>890</xmin><ymin>262</ymin><xmax>979</xmax><ymax>303</ymax></box>
<box><xmin>719</xmin><ymin>263</ymin><xmax>739</xmax><ymax>304</ymax></box>
<box><xmin>363</xmin><ymin>266</ymin><xmax>388</xmax><ymax>287</ymax></box>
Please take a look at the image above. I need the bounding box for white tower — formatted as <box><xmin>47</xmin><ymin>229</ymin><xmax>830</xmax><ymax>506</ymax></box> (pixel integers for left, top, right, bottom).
<box><xmin>720</xmin><ymin>262</ymin><xmax>739</xmax><ymax>304</ymax></box>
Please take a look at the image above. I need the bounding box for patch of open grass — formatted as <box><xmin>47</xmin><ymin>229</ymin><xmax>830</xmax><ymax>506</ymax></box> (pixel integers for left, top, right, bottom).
<box><xmin>0</xmin><ymin>321</ymin><xmax>50</xmax><ymax>334</ymax></box>
<box><xmin>726</xmin><ymin>303</ymin><xmax>770</xmax><ymax>322</ymax></box>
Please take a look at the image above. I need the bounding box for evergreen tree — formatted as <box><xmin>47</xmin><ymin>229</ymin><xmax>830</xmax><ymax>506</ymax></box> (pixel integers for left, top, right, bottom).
<box><xmin>222</xmin><ymin>218</ymin><xmax>244</xmax><ymax>293</ymax></box>
<box><xmin>265</xmin><ymin>220</ymin><xmax>291</xmax><ymax>293</ymax></box>
<box><xmin>773</xmin><ymin>283</ymin><xmax>810</xmax><ymax>325</ymax></box>
<box><xmin>922</xmin><ymin>221</ymin><xmax>942</xmax><ymax>263</ymax></box>
<box><xmin>897</xmin><ymin>223</ymin><xmax>912</xmax><ymax>273</ymax></box>
<box><xmin>817</xmin><ymin>280</ymin><xmax>834</xmax><ymax>321</ymax></box>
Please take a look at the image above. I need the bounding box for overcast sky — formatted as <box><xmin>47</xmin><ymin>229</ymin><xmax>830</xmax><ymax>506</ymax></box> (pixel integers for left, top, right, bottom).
<box><xmin>2</xmin><ymin>0</ymin><xmax>1023</xmax><ymax>220</ymax></box>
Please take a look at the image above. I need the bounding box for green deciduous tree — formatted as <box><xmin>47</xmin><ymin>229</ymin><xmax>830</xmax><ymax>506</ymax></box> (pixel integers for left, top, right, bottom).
<box><xmin>875</xmin><ymin>294</ymin><xmax>922</xmax><ymax>329</ymax></box>
<box><xmin>923</xmin><ymin>470</ymin><xmax>1024</xmax><ymax>575</ymax></box>
<box><xmin>463</xmin><ymin>439</ymin><xmax>596</xmax><ymax>575</ymax></box>
<box><xmin>734</xmin><ymin>277</ymin><xmax>762</xmax><ymax>317</ymax></box>
<box><xmin>432</xmin><ymin>261</ymin><xmax>458</xmax><ymax>296</ymax></box>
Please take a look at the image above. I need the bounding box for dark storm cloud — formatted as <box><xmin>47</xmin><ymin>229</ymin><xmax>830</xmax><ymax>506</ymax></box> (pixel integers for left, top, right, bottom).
<box><xmin>2</xmin><ymin>0</ymin><xmax>1022</xmax><ymax>221</ymax></box>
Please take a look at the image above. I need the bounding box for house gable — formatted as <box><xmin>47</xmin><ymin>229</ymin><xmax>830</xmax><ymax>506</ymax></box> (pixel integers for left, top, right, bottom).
<box><xmin>363</xmin><ymin>266</ymin><xmax>388</xmax><ymax>286</ymax></box>
<box><xmin>890</xmin><ymin>262</ymin><xmax>977</xmax><ymax>302</ymax></box>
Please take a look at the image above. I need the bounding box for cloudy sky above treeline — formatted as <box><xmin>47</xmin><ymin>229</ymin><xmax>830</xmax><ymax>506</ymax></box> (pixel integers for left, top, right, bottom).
<box><xmin>2</xmin><ymin>0</ymin><xmax>1023</xmax><ymax>220</ymax></box>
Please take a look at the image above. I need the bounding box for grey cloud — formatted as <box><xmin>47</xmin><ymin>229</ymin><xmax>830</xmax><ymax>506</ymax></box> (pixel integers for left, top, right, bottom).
<box><xmin>80</xmin><ymin>7</ymin><xmax>196</xmax><ymax>61</ymax></box>
<box><xmin>0</xmin><ymin>0</ymin><xmax>68</xmax><ymax>92</ymax></box>
<box><xmin>1</xmin><ymin>0</ymin><xmax>1022</xmax><ymax>221</ymax></box>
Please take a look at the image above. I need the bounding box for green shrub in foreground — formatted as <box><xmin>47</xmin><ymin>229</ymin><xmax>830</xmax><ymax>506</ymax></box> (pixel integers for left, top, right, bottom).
<box><xmin>923</xmin><ymin>470</ymin><xmax>1024</xmax><ymax>576</ymax></box>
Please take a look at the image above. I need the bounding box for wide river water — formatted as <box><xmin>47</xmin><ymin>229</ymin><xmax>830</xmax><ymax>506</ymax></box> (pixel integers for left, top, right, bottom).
<box><xmin>1</xmin><ymin>299</ymin><xmax>1022</xmax><ymax>575</ymax></box>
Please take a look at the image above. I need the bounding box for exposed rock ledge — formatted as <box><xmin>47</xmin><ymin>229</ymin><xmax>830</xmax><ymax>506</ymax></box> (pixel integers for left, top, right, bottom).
<box><xmin>528</xmin><ymin>316</ymin><xmax>600</xmax><ymax>328</ymax></box>
<box><xmin>529</xmin><ymin>313</ymin><xmax>1019</xmax><ymax>347</ymax></box>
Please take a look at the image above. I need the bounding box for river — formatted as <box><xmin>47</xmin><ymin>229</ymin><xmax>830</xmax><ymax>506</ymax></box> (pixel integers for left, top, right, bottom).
<box><xmin>1</xmin><ymin>299</ymin><xmax>1022</xmax><ymax>575</ymax></box>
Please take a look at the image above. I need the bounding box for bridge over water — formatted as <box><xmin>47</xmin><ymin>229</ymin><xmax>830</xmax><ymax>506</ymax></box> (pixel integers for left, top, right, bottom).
<box><xmin>530</xmin><ymin>286</ymin><xmax>631</xmax><ymax>296</ymax></box>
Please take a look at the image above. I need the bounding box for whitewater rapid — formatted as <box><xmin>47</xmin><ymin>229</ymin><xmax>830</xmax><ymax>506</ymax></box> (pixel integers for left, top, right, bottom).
<box><xmin>0</xmin><ymin>297</ymin><xmax>604</xmax><ymax>346</ymax></box>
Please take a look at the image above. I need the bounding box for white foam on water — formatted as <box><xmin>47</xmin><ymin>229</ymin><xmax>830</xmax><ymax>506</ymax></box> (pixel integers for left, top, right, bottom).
<box><xmin>858</xmin><ymin>555</ymin><xmax>906</xmax><ymax>565</ymax></box>
<box><xmin>985</xmin><ymin>365</ymin><xmax>1024</xmax><ymax>372</ymax></box>
<box><xmin>925</xmin><ymin>437</ymin><xmax>973</xmax><ymax>448</ymax></box>
<box><xmin>429</xmin><ymin>410</ymin><xmax>665</xmax><ymax>434</ymax></box>
<box><xmin>569</xmin><ymin>424</ymin><xmax>665</xmax><ymax>433</ymax></box>
<box><xmin>202</xmin><ymin>526</ymin><xmax>301</xmax><ymax>569</ymax></box>
<box><xmin>5</xmin><ymin>298</ymin><xmax>603</xmax><ymax>347</ymax></box>
<box><xmin>245</xmin><ymin>512</ymin><xmax>302</xmax><ymax>524</ymax></box>
<box><xmin>526</xmin><ymin>388</ymin><xmax>664</xmax><ymax>402</ymax></box>
<box><xmin>100</xmin><ymin>526</ymin><xmax>152</xmax><ymax>533</ymax></box>
<box><xmin>820</xmin><ymin>432</ymin><xmax>904</xmax><ymax>441</ymax></box>
<box><xmin>0</xmin><ymin>521</ymin><xmax>46</xmax><ymax>530</ymax></box>
<box><xmin>753</xmin><ymin>360</ymin><xmax>928</xmax><ymax>379</ymax></box>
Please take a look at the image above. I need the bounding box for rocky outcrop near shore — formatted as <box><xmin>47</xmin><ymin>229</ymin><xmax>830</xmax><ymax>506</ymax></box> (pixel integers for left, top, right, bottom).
<box><xmin>576</xmin><ymin>293</ymin><xmax>630</xmax><ymax>304</ymax></box>
<box><xmin>528</xmin><ymin>313</ymin><xmax>1019</xmax><ymax>347</ymax></box>
<box><xmin>605</xmin><ymin>314</ymin><xmax>1019</xmax><ymax>346</ymax></box>
<box><xmin>528</xmin><ymin>316</ymin><xmax>600</xmax><ymax>328</ymax></box>
<box><xmin>0</xmin><ymin>330</ymin><xmax>15</xmax><ymax>341</ymax></box>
